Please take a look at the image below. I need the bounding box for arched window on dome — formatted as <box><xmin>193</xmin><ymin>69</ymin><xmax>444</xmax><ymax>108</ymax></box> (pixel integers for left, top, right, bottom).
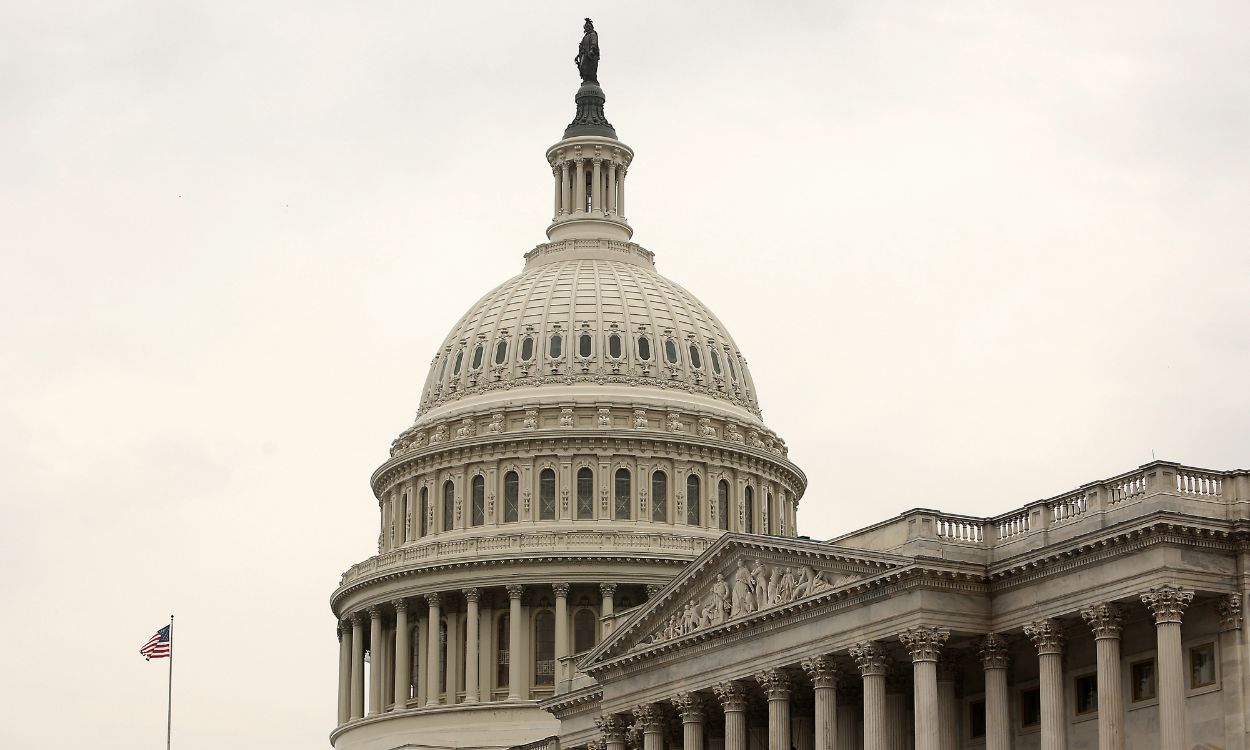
<box><xmin>688</xmin><ymin>342</ymin><xmax>703</xmax><ymax>370</ymax></box>
<box><xmin>419</xmin><ymin>487</ymin><xmax>429</xmax><ymax>537</ymax></box>
<box><xmin>664</xmin><ymin>338</ymin><xmax>679</xmax><ymax>365</ymax></box>
<box><xmin>607</xmin><ymin>332</ymin><xmax>623</xmax><ymax>359</ymax></box>
<box><xmin>614</xmin><ymin>468</ymin><xmax>631</xmax><ymax>520</ymax></box>
<box><xmin>493</xmin><ymin>339</ymin><xmax>508</xmax><ymax>366</ymax></box>
<box><xmin>398</xmin><ymin>491</ymin><xmax>409</xmax><ymax>544</ymax></box>
<box><xmin>471</xmin><ymin>475</ymin><xmax>485</xmax><ymax>526</ymax></box>
<box><xmin>452</xmin><ymin>350</ymin><xmax>464</xmax><ymax>378</ymax></box>
<box><xmin>708</xmin><ymin>345</ymin><xmax>723</xmax><ymax>376</ymax></box>
<box><xmin>573</xmin><ymin>608</ymin><xmax>597</xmax><ymax>654</ymax></box>
<box><xmin>442</xmin><ymin>480</ymin><xmax>455</xmax><ymax>532</ymax></box>
<box><xmin>539</xmin><ymin>468</ymin><xmax>556</xmax><ymax>520</ymax></box>
<box><xmin>534</xmin><ymin>610</ymin><xmax>555</xmax><ymax>687</ymax></box>
<box><xmin>576</xmin><ymin>467</ymin><xmax>594</xmax><ymax>519</ymax></box>
<box><xmin>717</xmin><ymin>480</ymin><xmax>730</xmax><ymax>531</ymax></box>
<box><xmin>637</xmin><ymin>335</ymin><xmax>651</xmax><ymax>362</ymax></box>
<box><xmin>578</xmin><ymin>332</ymin><xmax>593</xmax><ymax>358</ymax></box>
<box><xmin>744</xmin><ymin>486</ymin><xmax>755</xmax><ymax>534</ymax></box>
<box><xmin>470</xmin><ymin>343</ymin><xmax>484</xmax><ymax>371</ymax></box>
<box><xmin>520</xmin><ymin>336</ymin><xmax>535</xmax><ymax>362</ymax></box>
<box><xmin>686</xmin><ymin>474</ymin><xmax>701</xmax><ymax>526</ymax></box>
<box><xmin>548</xmin><ymin>332</ymin><xmax>562</xmax><ymax>359</ymax></box>
<box><xmin>495</xmin><ymin>614</ymin><xmax>509</xmax><ymax>691</ymax></box>
<box><xmin>503</xmin><ymin>471</ymin><xmax>519</xmax><ymax>523</ymax></box>
<box><xmin>651</xmin><ymin>470</ymin><xmax>668</xmax><ymax>522</ymax></box>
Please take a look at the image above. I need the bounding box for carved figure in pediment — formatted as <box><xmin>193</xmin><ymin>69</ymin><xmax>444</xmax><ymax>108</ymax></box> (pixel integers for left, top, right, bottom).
<box><xmin>765</xmin><ymin>566</ymin><xmax>781</xmax><ymax>606</ymax></box>
<box><xmin>731</xmin><ymin>560</ymin><xmax>755</xmax><ymax>617</ymax></box>
<box><xmin>750</xmin><ymin>559</ymin><xmax>771</xmax><ymax>611</ymax></box>
<box><xmin>792</xmin><ymin>565</ymin><xmax>831</xmax><ymax>600</ymax></box>
<box><xmin>777</xmin><ymin>567</ymin><xmax>797</xmax><ymax>603</ymax></box>
<box><xmin>681</xmin><ymin>600</ymin><xmax>699</xmax><ymax>633</ymax></box>
<box><xmin>704</xmin><ymin>573</ymin><xmax>729</xmax><ymax>625</ymax></box>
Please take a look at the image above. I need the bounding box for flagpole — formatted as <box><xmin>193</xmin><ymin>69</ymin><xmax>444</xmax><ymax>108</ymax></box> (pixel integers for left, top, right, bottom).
<box><xmin>166</xmin><ymin>614</ymin><xmax>174</xmax><ymax>750</ymax></box>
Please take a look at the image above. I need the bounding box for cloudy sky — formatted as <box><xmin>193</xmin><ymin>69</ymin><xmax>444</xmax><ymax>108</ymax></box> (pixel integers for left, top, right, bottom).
<box><xmin>2</xmin><ymin>2</ymin><xmax>1248</xmax><ymax>747</ymax></box>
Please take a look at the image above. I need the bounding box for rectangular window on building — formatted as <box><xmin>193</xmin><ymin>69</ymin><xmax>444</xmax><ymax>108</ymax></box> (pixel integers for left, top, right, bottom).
<box><xmin>1131</xmin><ymin>659</ymin><xmax>1156</xmax><ymax>702</ymax></box>
<box><xmin>1020</xmin><ymin>687</ymin><xmax>1041</xmax><ymax>728</ymax></box>
<box><xmin>968</xmin><ymin>699</ymin><xmax>986</xmax><ymax>740</ymax></box>
<box><xmin>1074</xmin><ymin>674</ymin><xmax>1097</xmax><ymax>715</ymax></box>
<box><xmin>1189</xmin><ymin>642</ymin><xmax>1217</xmax><ymax>689</ymax></box>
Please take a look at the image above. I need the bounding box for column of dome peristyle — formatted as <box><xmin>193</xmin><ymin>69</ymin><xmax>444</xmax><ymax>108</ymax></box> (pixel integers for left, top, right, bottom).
<box><xmin>547</xmin><ymin>135</ymin><xmax>634</xmax><ymax>242</ymax></box>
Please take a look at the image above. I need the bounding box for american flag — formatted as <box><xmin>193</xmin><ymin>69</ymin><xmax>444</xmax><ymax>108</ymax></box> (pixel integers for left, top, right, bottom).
<box><xmin>140</xmin><ymin>625</ymin><xmax>172</xmax><ymax>661</ymax></box>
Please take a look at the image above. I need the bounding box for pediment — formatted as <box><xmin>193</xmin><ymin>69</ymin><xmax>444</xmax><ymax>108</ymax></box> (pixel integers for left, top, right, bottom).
<box><xmin>582</xmin><ymin>534</ymin><xmax>907</xmax><ymax>669</ymax></box>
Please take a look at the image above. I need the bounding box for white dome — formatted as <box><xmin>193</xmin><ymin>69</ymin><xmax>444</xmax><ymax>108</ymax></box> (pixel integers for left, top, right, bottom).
<box><xmin>416</xmin><ymin>239</ymin><xmax>760</xmax><ymax>424</ymax></box>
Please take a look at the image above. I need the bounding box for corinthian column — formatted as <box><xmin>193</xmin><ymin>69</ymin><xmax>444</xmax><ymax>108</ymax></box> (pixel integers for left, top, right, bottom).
<box><xmin>900</xmin><ymin>626</ymin><xmax>949</xmax><ymax>750</ymax></box>
<box><xmin>507</xmin><ymin>584</ymin><xmax>524</xmax><ymax>700</ymax></box>
<box><xmin>633</xmin><ymin>703</ymin><xmax>666</xmax><ymax>750</ymax></box>
<box><xmin>597</xmin><ymin>714</ymin><xmax>629</xmax><ymax>750</ymax></box>
<box><xmin>463</xmin><ymin>588</ymin><xmax>480</xmax><ymax>703</ymax></box>
<box><xmin>337</xmin><ymin>621</ymin><xmax>352</xmax><ymax>725</ymax></box>
<box><xmin>674</xmin><ymin>692</ymin><xmax>706</xmax><ymax>750</ymax></box>
<box><xmin>591</xmin><ymin>158</ymin><xmax>602</xmax><ymax>213</ymax></box>
<box><xmin>574</xmin><ymin>158</ymin><xmax>586</xmax><ymax>213</ymax></box>
<box><xmin>425</xmin><ymin>593</ymin><xmax>441</xmax><ymax>706</ymax></box>
<box><xmin>368</xmin><ymin>605</ymin><xmax>384</xmax><ymax>715</ymax></box>
<box><xmin>349</xmin><ymin>614</ymin><xmax>365</xmax><ymax>720</ymax></box>
<box><xmin>755</xmin><ymin>668</ymin><xmax>793</xmax><ymax>750</ymax></box>
<box><xmin>801</xmin><ymin>655</ymin><xmax>838</xmax><ymax>750</ymax></box>
<box><xmin>1024</xmin><ymin>619</ymin><xmax>1066</xmax><ymax>750</ymax></box>
<box><xmin>979</xmin><ymin>634</ymin><xmax>1011</xmax><ymax>750</ymax></box>
<box><xmin>554</xmin><ymin>583</ymin><xmax>570</xmax><ymax>665</ymax></box>
<box><xmin>1141</xmin><ymin>585</ymin><xmax>1194</xmax><ymax>750</ymax></box>
<box><xmin>1080</xmin><ymin>603</ymin><xmax>1124</xmax><ymax>750</ymax></box>
<box><xmin>392</xmin><ymin>599</ymin><xmax>411</xmax><ymax>711</ymax></box>
<box><xmin>715</xmin><ymin>680</ymin><xmax>750</xmax><ymax>750</ymax></box>
<box><xmin>600</xmin><ymin>582</ymin><xmax>617</xmax><ymax>638</ymax></box>
<box><xmin>851</xmin><ymin>642</ymin><xmax>889</xmax><ymax>750</ymax></box>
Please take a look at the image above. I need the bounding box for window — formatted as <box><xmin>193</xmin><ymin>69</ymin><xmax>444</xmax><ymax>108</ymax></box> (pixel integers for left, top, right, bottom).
<box><xmin>1131</xmin><ymin>659</ymin><xmax>1156</xmax><ymax>702</ymax></box>
<box><xmin>452</xmin><ymin>350</ymin><xmax>464</xmax><ymax>377</ymax></box>
<box><xmin>438</xmin><ymin>353</ymin><xmax>448</xmax><ymax>380</ymax></box>
<box><xmin>651</xmin><ymin>470</ymin><xmax>668</xmax><ymax>522</ymax></box>
<box><xmin>539</xmin><ymin>468</ymin><xmax>557</xmax><ymax>520</ymax></box>
<box><xmin>614</xmin><ymin>468</ymin><xmax>631</xmax><ymax>520</ymax></box>
<box><xmin>503</xmin><ymin>472</ymin><xmax>519</xmax><ymax>522</ymax></box>
<box><xmin>549</xmin><ymin>333</ymin><xmax>562</xmax><ymax>358</ymax></box>
<box><xmin>968</xmin><ymin>699</ymin><xmax>986</xmax><ymax>740</ymax></box>
<box><xmin>534</xmin><ymin>611</ymin><xmax>555</xmax><ymax>686</ymax></box>
<box><xmin>496</xmin><ymin>614</ymin><xmax>510</xmax><ymax>688</ymax></box>
<box><xmin>399</xmin><ymin>491</ymin><xmax>409</xmax><ymax>543</ymax></box>
<box><xmin>573</xmin><ymin>609</ymin><xmax>597</xmax><ymax>653</ymax></box>
<box><xmin>419</xmin><ymin>487</ymin><xmax>428</xmax><ymax>537</ymax></box>
<box><xmin>470</xmin><ymin>343</ymin><xmax>484</xmax><ymax>370</ymax></box>
<box><xmin>708</xmin><ymin>346</ymin><xmax>722</xmax><ymax>375</ymax></box>
<box><xmin>744</xmin><ymin>486</ymin><xmax>754</xmax><ymax>534</ymax></box>
<box><xmin>471</xmin><ymin>475</ymin><xmax>485</xmax><ymax>526</ymax></box>
<box><xmin>637</xmin><ymin>335</ymin><xmax>651</xmax><ymax>361</ymax></box>
<box><xmin>664</xmin><ymin>338</ymin><xmax>679</xmax><ymax>364</ymax></box>
<box><xmin>576</xmin><ymin>467</ymin><xmax>594</xmax><ymax>519</ymax></box>
<box><xmin>763</xmin><ymin>491</ymin><xmax>773</xmax><ymax>534</ymax></box>
<box><xmin>1020</xmin><ymin>687</ymin><xmax>1041</xmax><ymax>728</ymax></box>
<box><xmin>688</xmin><ymin>342</ymin><xmax>703</xmax><ymax>369</ymax></box>
<box><xmin>726</xmin><ymin>353</ymin><xmax>738</xmax><ymax>382</ymax></box>
<box><xmin>1190</xmin><ymin>643</ymin><xmax>1217</xmax><ymax>689</ymax></box>
<box><xmin>608</xmin><ymin>333</ymin><xmax>622</xmax><ymax>358</ymax></box>
<box><xmin>493</xmin><ymin>339</ymin><xmax>508</xmax><ymax>365</ymax></box>
<box><xmin>686</xmin><ymin>474</ymin><xmax>701</xmax><ymax>525</ymax></box>
<box><xmin>578</xmin><ymin>332</ymin><xmax>593</xmax><ymax>358</ymax></box>
<box><xmin>718</xmin><ymin>480</ymin><xmax>730</xmax><ymax>530</ymax></box>
<box><xmin>1074</xmin><ymin>674</ymin><xmax>1097</xmax><ymax>715</ymax></box>
<box><xmin>442</xmin><ymin>481</ymin><xmax>455</xmax><ymax>532</ymax></box>
<box><xmin>520</xmin><ymin>336</ymin><xmax>534</xmax><ymax>361</ymax></box>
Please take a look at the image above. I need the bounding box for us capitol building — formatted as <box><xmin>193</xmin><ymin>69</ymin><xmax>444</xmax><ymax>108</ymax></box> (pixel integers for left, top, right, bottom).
<box><xmin>329</xmin><ymin>21</ymin><xmax>1249</xmax><ymax>750</ymax></box>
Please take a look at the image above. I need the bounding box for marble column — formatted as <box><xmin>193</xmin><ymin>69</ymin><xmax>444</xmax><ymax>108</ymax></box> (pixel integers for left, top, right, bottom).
<box><xmin>901</xmin><ymin>626</ymin><xmax>949</xmax><ymax>750</ymax></box>
<box><xmin>337</xmin><ymin>621</ymin><xmax>352</xmax><ymax>725</ymax></box>
<box><xmin>715</xmin><ymin>680</ymin><xmax>751</xmax><ymax>750</ymax></box>
<box><xmin>1141</xmin><ymin>585</ymin><xmax>1194</xmax><ymax>750</ymax></box>
<box><xmin>1024</xmin><ymin>619</ymin><xmax>1066</xmax><ymax>750</ymax></box>
<box><xmin>507</xmin><ymin>584</ymin><xmax>524</xmax><ymax>700</ymax></box>
<box><xmin>597</xmin><ymin>714</ymin><xmax>629</xmax><ymax>750</ymax></box>
<box><xmin>425</xmin><ymin>593</ymin><xmax>442</xmax><ymax>707</ymax></box>
<box><xmin>852</xmin><ymin>642</ymin><xmax>889</xmax><ymax>750</ymax></box>
<box><xmin>634</xmin><ymin>703</ymin><xmax>666</xmax><ymax>750</ymax></box>
<box><xmin>600</xmin><ymin>582</ymin><xmax>617</xmax><ymax>638</ymax></box>
<box><xmin>1080</xmin><ymin>603</ymin><xmax>1124</xmax><ymax>750</ymax></box>
<box><xmin>368</xmin><ymin>606</ymin><xmax>384</xmax><ymax>715</ymax></box>
<box><xmin>560</xmin><ymin>161</ymin><xmax>570</xmax><ymax>216</ymax></box>
<box><xmin>554</xmin><ymin>583</ymin><xmax>570</xmax><ymax>666</ymax></box>
<box><xmin>591</xmin><ymin>158</ymin><xmax>602</xmax><ymax>212</ymax></box>
<box><xmin>674</xmin><ymin>692</ymin><xmax>706</xmax><ymax>750</ymax></box>
<box><xmin>618</xmin><ymin>167</ymin><xmax>627</xmax><ymax>219</ymax></box>
<box><xmin>574</xmin><ymin>158</ymin><xmax>586</xmax><ymax>213</ymax></box>
<box><xmin>979</xmin><ymin>634</ymin><xmax>1011</xmax><ymax>750</ymax></box>
<box><xmin>552</xmin><ymin>165</ymin><xmax>561</xmax><ymax>220</ymax></box>
<box><xmin>802</xmin><ymin>655</ymin><xmax>838</xmax><ymax>750</ymax></box>
<box><xmin>350</xmin><ymin>614</ymin><xmax>365</xmax><ymax>720</ymax></box>
<box><xmin>883</xmin><ymin>677</ymin><xmax>908</xmax><ymax>750</ymax></box>
<box><xmin>392</xmin><ymin>600</ymin><xmax>410</xmax><ymax>711</ymax></box>
<box><xmin>463</xmin><ymin>588</ymin><xmax>480</xmax><ymax>703</ymax></box>
<box><xmin>1217</xmin><ymin>594</ymin><xmax>1245</xmax><ymax>750</ymax></box>
<box><xmin>936</xmin><ymin>657</ymin><xmax>958</xmax><ymax>750</ymax></box>
<box><xmin>608</xmin><ymin>162</ymin><xmax>618</xmax><ymax>214</ymax></box>
<box><xmin>755</xmin><ymin>668</ymin><xmax>793</xmax><ymax>750</ymax></box>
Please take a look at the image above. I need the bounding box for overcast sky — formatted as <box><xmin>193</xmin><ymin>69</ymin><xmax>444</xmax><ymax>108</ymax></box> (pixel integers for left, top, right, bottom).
<box><xmin>2</xmin><ymin>2</ymin><xmax>1248</xmax><ymax>748</ymax></box>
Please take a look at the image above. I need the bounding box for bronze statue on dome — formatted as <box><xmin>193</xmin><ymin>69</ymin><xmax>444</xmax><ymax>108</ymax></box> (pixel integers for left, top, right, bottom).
<box><xmin>575</xmin><ymin>18</ymin><xmax>600</xmax><ymax>85</ymax></box>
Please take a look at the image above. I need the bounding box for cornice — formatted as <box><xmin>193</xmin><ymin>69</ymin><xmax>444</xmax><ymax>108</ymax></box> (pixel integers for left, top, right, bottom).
<box><xmin>539</xmin><ymin>686</ymin><xmax>603</xmax><ymax>719</ymax></box>
<box><xmin>327</xmin><ymin>699</ymin><xmax>544</xmax><ymax>744</ymax></box>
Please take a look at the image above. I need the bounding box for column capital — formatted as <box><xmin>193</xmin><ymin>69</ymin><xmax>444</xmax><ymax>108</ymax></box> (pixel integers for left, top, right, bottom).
<box><xmin>349</xmin><ymin>612</ymin><xmax>365</xmax><ymax>627</ymax></box>
<box><xmin>672</xmin><ymin>691</ymin><xmax>706</xmax><ymax>721</ymax></box>
<box><xmin>850</xmin><ymin>641</ymin><xmax>890</xmax><ymax>676</ymax></box>
<box><xmin>552</xmin><ymin>583</ymin><xmax>570</xmax><ymax>598</ymax></box>
<box><xmin>506</xmin><ymin>584</ymin><xmax>525</xmax><ymax>600</ymax></box>
<box><xmin>391</xmin><ymin>598</ymin><xmax>409</xmax><ymax>613</ymax></box>
<box><xmin>600</xmin><ymin>582</ymin><xmax>618</xmax><ymax>598</ymax></box>
<box><xmin>800</xmin><ymin>655</ymin><xmax>839</xmax><ymax>689</ymax></box>
<box><xmin>1218</xmin><ymin>593</ymin><xmax>1242</xmax><ymax>631</ymax></box>
<box><xmin>713</xmin><ymin>680</ymin><xmax>750</xmax><ymax>711</ymax></box>
<box><xmin>1079</xmin><ymin>602</ymin><xmax>1123</xmax><ymax>638</ymax></box>
<box><xmin>753</xmin><ymin>667</ymin><xmax>793</xmax><ymax>700</ymax></box>
<box><xmin>462</xmin><ymin>587</ymin><xmax>480</xmax><ymax>603</ymax></box>
<box><xmin>631</xmin><ymin>703</ymin><xmax>665</xmax><ymax>731</ymax></box>
<box><xmin>367</xmin><ymin>604</ymin><xmax>385</xmax><ymax>619</ymax></box>
<box><xmin>595</xmin><ymin>714</ymin><xmax>629</xmax><ymax>741</ymax></box>
<box><xmin>425</xmin><ymin>592</ymin><xmax>441</xmax><ymax>608</ymax></box>
<box><xmin>336</xmin><ymin>622</ymin><xmax>345</xmax><ymax>640</ymax></box>
<box><xmin>899</xmin><ymin>625</ymin><xmax>950</xmax><ymax>662</ymax></box>
<box><xmin>586</xmin><ymin>741</ymin><xmax>604</xmax><ymax>750</ymax></box>
<box><xmin>1141</xmin><ymin>584</ymin><xmax>1193</xmax><ymax>624</ymax></box>
<box><xmin>1023</xmin><ymin>618</ymin><xmax>1064</xmax><ymax>655</ymax></box>
<box><xmin>979</xmin><ymin>633</ymin><xmax>1011</xmax><ymax>670</ymax></box>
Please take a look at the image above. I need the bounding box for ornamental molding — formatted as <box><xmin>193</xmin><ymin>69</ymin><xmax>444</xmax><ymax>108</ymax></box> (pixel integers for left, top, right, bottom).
<box><xmin>979</xmin><ymin>633</ymin><xmax>1011</xmax><ymax>669</ymax></box>
<box><xmin>1079</xmin><ymin>602</ymin><xmax>1123</xmax><ymax>638</ymax></box>
<box><xmin>1023</xmin><ymin>618</ymin><xmax>1064</xmax><ymax>655</ymax></box>
<box><xmin>899</xmin><ymin>625</ymin><xmax>950</xmax><ymax>662</ymax></box>
<box><xmin>1140</xmin><ymin>584</ymin><xmax>1193</xmax><ymax>624</ymax></box>
<box><xmin>1219</xmin><ymin>593</ymin><xmax>1243</xmax><ymax>631</ymax></box>
<box><xmin>800</xmin><ymin>655</ymin><xmax>838</xmax><ymax>689</ymax></box>
<box><xmin>849</xmin><ymin>641</ymin><xmax>889</xmax><ymax>676</ymax></box>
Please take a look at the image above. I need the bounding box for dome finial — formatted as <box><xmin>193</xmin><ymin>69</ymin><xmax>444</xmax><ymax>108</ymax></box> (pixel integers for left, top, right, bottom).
<box><xmin>565</xmin><ymin>18</ymin><xmax>616</xmax><ymax>138</ymax></box>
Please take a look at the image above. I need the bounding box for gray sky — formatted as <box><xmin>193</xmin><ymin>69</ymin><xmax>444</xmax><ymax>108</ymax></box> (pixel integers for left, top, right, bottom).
<box><xmin>2</xmin><ymin>2</ymin><xmax>1248</xmax><ymax>747</ymax></box>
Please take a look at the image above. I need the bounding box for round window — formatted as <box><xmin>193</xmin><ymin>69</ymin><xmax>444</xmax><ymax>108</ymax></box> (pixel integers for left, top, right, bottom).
<box><xmin>579</xmin><ymin>333</ymin><xmax>592</xmax><ymax>358</ymax></box>
<box><xmin>688</xmin><ymin>343</ymin><xmax>703</xmax><ymax>369</ymax></box>
<box><xmin>549</xmin><ymin>333</ymin><xmax>562</xmax><ymax>358</ymax></box>
<box><xmin>520</xmin><ymin>337</ymin><xmax>534</xmax><ymax>362</ymax></box>
<box><xmin>471</xmin><ymin>343</ymin><xmax>484</xmax><ymax>370</ymax></box>
<box><xmin>664</xmin><ymin>339</ymin><xmax>679</xmax><ymax>364</ymax></box>
<box><xmin>494</xmin><ymin>340</ymin><xmax>508</xmax><ymax>365</ymax></box>
<box><xmin>637</xmin><ymin>336</ymin><xmax>651</xmax><ymax>361</ymax></box>
<box><xmin>608</xmin><ymin>334</ymin><xmax>622</xmax><ymax>359</ymax></box>
<box><xmin>452</xmin><ymin>350</ymin><xmax>464</xmax><ymax>377</ymax></box>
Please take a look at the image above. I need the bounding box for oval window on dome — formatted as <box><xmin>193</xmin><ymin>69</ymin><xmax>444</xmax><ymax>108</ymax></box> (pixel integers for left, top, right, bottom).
<box><xmin>608</xmin><ymin>333</ymin><xmax>622</xmax><ymax>359</ymax></box>
<box><xmin>708</xmin><ymin>346</ymin><xmax>722</xmax><ymax>375</ymax></box>
<box><xmin>471</xmin><ymin>343</ymin><xmax>484</xmax><ymax>370</ymax></box>
<box><xmin>726</xmin><ymin>352</ymin><xmax>738</xmax><ymax>382</ymax></box>
<box><xmin>664</xmin><ymin>339</ymin><xmax>679</xmax><ymax>364</ymax></box>
<box><xmin>579</xmin><ymin>333</ymin><xmax>592</xmax><ymax>358</ymax></box>
<box><xmin>549</xmin><ymin>333</ymin><xmax>562</xmax><ymax>358</ymax></box>
<box><xmin>494</xmin><ymin>339</ymin><xmax>508</xmax><ymax>365</ymax></box>
<box><xmin>637</xmin><ymin>336</ymin><xmax>651</xmax><ymax>361</ymax></box>
<box><xmin>520</xmin><ymin>337</ymin><xmax>534</xmax><ymax>362</ymax></box>
<box><xmin>688</xmin><ymin>342</ymin><xmax>703</xmax><ymax>370</ymax></box>
<box><xmin>452</xmin><ymin>350</ymin><xmax>464</xmax><ymax>377</ymax></box>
